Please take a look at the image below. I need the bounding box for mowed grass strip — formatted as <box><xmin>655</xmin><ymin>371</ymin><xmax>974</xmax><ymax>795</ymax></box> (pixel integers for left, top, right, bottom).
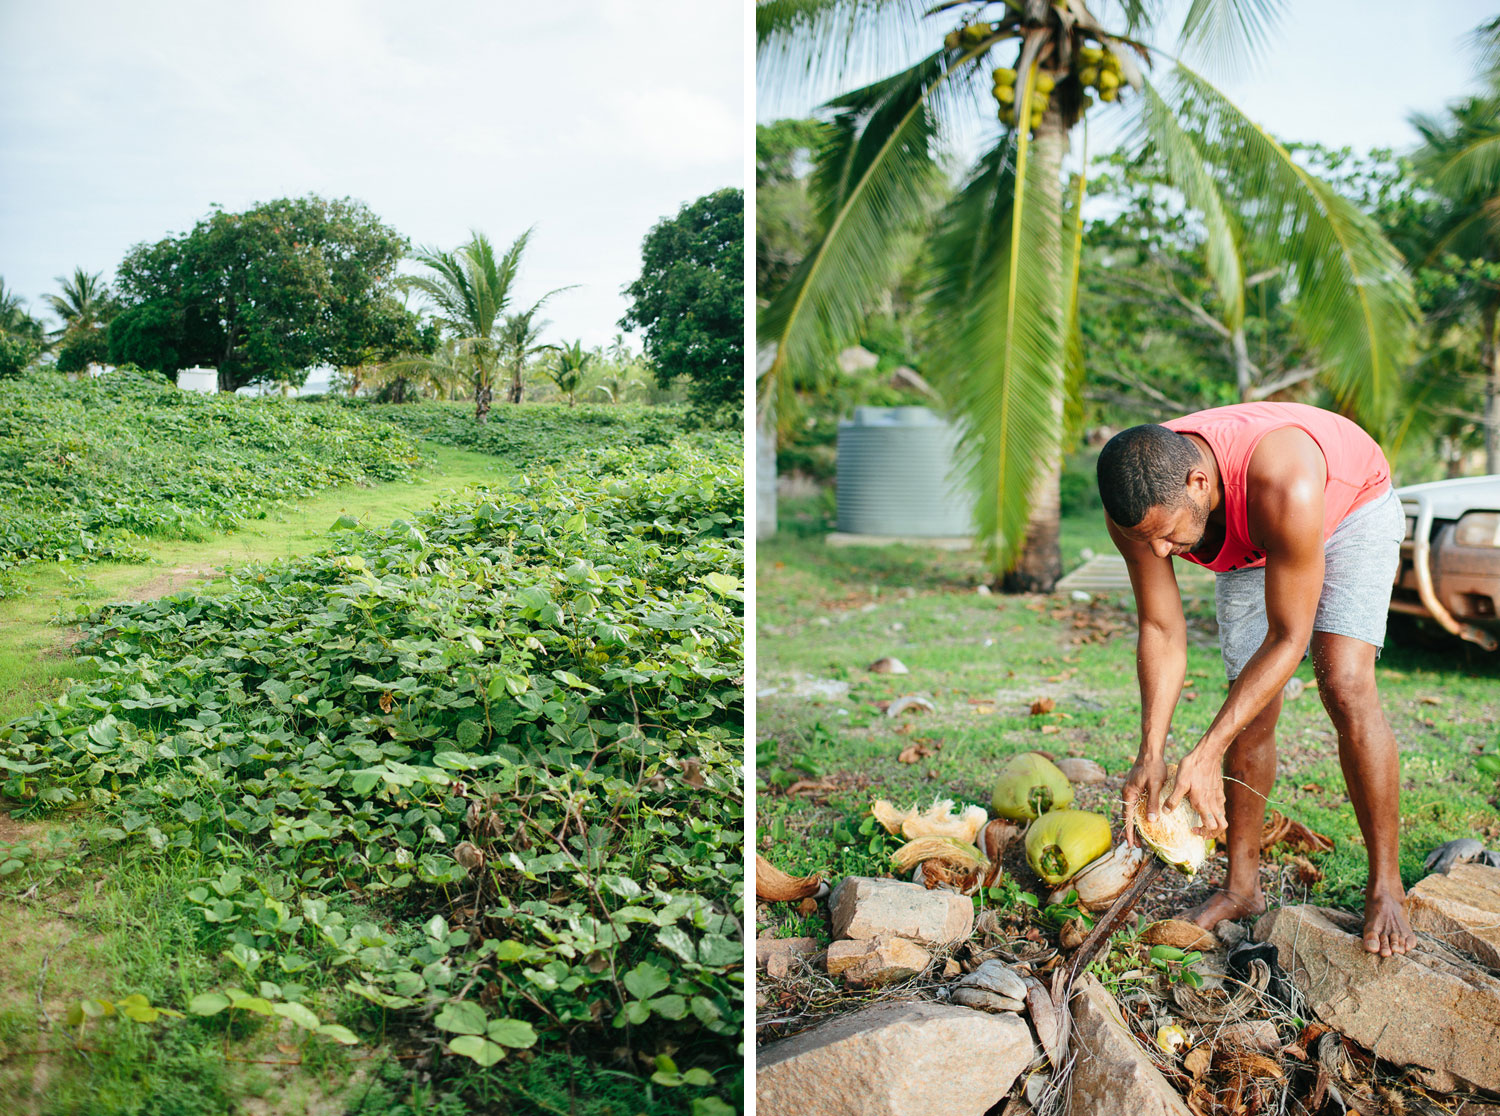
<box><xmin>756</xmin><ymin>495</ymin><xmax>1500</xmax><ymax>938</ymax></box>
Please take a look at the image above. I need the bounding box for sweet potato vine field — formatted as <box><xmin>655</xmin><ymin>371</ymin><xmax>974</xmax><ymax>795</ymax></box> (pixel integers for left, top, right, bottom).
<box><xmin>0</xmin><ymin>435</ymin><xmax>744</xmax><ymax>1115</ymax></box>
<box><xmin>0</xmin><ymin>370</ymin><xmax>424</xmax><ymax>595</ymax></box>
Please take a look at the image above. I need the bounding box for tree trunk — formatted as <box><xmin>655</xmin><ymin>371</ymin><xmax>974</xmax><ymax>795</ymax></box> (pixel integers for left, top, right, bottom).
<box><xmin>756</xmin><ymin>405</ymin><xmax>778</xmax><ymax>540</ymax></box>
<box><xmin>1002</xmin><ymin>111</ymin><xmax>1067</xmax><ymax>593</ymax></box>
<box><xmin>507</xmin><ymin>363</ymin><xmax>524</xmax><ymax>405</ymax></box>
<box><xmin>474</xmin><ymin>381</ymin><xmax>492</xmax><ymax>424</ymax></box>
<box><xmin>1232</xmin><ymin>326</ymin><xmax>1254</xmax><ymax>403</ymax></box>
<box><xmin>1484</xmin><ymin>305</ymin><xmax>1499</xmax><ymax>475</ymax></box>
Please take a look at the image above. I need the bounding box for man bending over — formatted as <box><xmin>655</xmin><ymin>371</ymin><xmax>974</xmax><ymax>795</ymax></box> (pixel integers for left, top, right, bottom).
<box><xmin>1096</xmin><ymin>401</ymin><xmax>1415</xmax><ymax>956</ymax></box>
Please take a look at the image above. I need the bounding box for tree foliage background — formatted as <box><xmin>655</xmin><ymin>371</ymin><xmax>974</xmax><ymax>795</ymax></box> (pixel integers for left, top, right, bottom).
<box><xmin>621</xmin><ymin>188</ymin><xmax>744</xmax><ymax>425</ymax></box>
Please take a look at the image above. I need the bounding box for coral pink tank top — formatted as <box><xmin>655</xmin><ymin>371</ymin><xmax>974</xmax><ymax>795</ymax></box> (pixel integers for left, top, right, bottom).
<box><xmin>1162</xmin><ymin>402</ymin><xmax>1389</xmax><ymax>573</ymax></box>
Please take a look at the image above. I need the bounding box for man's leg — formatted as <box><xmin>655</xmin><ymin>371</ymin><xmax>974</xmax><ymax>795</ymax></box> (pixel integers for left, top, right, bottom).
<box><xmin>1186</xmin><ymin>692</ymin><xmax>1281</xmax><ymax>930</ymax></box>
<box><xmin>1310</xmin><ymin>630</ymin><xmax>1416</xmax><ymax>956</ymax></box>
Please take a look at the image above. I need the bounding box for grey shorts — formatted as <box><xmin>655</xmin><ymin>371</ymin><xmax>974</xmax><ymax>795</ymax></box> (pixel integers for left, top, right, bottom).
<box><xmin>1215</xmin><ymin>487</ymin><xmax>1405</xmax><ymax>680</ymax></box>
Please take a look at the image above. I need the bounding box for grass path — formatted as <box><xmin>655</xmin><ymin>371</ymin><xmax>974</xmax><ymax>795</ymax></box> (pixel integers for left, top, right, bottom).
<box><xmin>0</xmin><ymin>443</ymin><xmax>505</xmax><ymax>723</ymax></box>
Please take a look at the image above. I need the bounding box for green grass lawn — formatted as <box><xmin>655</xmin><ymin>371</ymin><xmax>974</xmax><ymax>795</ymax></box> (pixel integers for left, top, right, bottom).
<box><xmin>756</xmin><ymin>494</ymin><xmax>1500</xmax><ymax>941</ymax></box>
<box><xmin>0</xmin><ymin>442</ymin><xmax>505</xmax><ymax>724</ymax></box>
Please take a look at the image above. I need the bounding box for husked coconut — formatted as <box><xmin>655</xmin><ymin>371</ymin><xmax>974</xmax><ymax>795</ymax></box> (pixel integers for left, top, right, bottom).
<box><xmin>1047</xmin><ymin>842</ymin><xmax>1145</xmax><ymax>911</ymax></box>
<box><xmin>991</xmin><ymin>752</ymin><xmax>1074</xmax><ymax>820</ymax></box>
<box><xmin>1126</xmin><ymin>764</ymin><xmax>1212</xmax><ymax>875</ymax></box>
<box><xmin>1024</xmin><ymin>809</ymin><xmax>1112</xmax><ymax>886</ymax></box>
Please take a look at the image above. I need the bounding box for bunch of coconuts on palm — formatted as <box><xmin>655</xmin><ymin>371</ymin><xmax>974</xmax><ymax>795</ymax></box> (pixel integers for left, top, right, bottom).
<box><xmin>940</xmin><ymin>1</ymin><xmax>1144</xmax><ymax>137</ymax></box>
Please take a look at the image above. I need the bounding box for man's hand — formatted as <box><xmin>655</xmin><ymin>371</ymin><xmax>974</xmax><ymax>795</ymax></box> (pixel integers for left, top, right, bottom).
<box><xmin>1122</xmin><ymin>754</ymin><xmax>1167</xmax><ymax>847</ymax></box>
<box><xmin>1164</xmin><ymin>746</ymin><xmax>1227</xmax><ymax>839</ymax></box>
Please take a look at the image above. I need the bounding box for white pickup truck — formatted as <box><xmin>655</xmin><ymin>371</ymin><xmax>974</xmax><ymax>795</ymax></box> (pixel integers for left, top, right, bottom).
<box><xmin>1390</xmin><ymin>475</ymin><xmax>1500</xmax><ymax>650</ymax></box>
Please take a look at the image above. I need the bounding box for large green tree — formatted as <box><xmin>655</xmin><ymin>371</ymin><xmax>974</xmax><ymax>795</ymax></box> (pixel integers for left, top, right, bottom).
<box><xmin>0</xmin><ymin>278</ymin><xmax>46</xmax><ymax>379</ymax></box>
<box><xmin>758</xmin><ymin>0</ymin><xmax>1417</xmax><ymax>589</ymax></box>
<box><xmin>620</xmin><ymin>188</ymin><xmax>744</xmax><ymax>425</ymax></box>
<box><xmin>109</xmin><ymin>195</ymin><xmax>418</xmax><ymax>392</ymax></box>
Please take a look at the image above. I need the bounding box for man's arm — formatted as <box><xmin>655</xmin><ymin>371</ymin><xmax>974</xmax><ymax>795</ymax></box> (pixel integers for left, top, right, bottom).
<box><xmin>1167</xmin><ymin>429</ymin><xmax>1326</xmax><ymax>836</ymax></box>
<box><xmin>1108</xmin><ymin>516</ymin><xmax>1187</xmax><ymax>844</ymax></box>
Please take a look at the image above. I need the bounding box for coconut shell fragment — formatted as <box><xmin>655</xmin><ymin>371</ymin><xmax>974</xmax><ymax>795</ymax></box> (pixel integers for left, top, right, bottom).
<box><xmin>1048</xmin><ymin>842</ymin><xmax>1145</xmax><ymax>911</ymax></box>
<box><xmin>755</xmin><ymin>854</ymin><xmax>823</xmax><ymax>902</ymax></box>
<box><xmin>1142</xmin><ymin>919</ymin><xmax>1219</xmax><ymax>952</ymax></box>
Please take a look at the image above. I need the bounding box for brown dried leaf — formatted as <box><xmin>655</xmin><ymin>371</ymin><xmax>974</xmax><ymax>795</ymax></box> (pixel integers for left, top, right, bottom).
<box><xmin>681</xmin><ymin>758</ymin><xmax>705</xmax><ymax>789</ymax></box>
<box><xmin>897</xmin><ymin>743</ymin><xmax>935</xmax><ymax>764</ymax></box>
<box><xmin>1030</xmin><ymin>697</ymin><xmax>1057</xmax><ymax>715</ymax></box>
<box><xmin>796</xmin><ymin>897</ymin><xmax>818</xmax><ymax>916</ymax></box>
<box><xmin>1039</xmin><ymin>724</ymin><xmax>1061</xmax><ymax>735</ymax></box>
<box><xmin>1287</xmin><ymin>854</ymin><xmax>1323</xmax><ymax>886</ymax></box>
<box><xmin>1214</xmin><ymin>1050</ymin><xmax>1285</xmax><ymax>1081</ymax></box>
<box><xmin>755</xmin><ymin>854</ymin><xmax>822</xmax><ymax>901</ymax></box>
<box><xmin>378</xmin><ymin>691</ymin><xmax>395</xmax><ymax>714</ymax></box>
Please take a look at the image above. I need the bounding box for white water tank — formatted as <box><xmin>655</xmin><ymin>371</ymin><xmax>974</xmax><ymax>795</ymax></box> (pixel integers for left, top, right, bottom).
<box><xmin>836</xmin><ymin>407</ymin><xmax>974</xmax><ymax>536</ymax></box>
<box><xmin>177</xmin><ymin>367</ymin><xmax>219</xmax><ymax>393</ymax></box>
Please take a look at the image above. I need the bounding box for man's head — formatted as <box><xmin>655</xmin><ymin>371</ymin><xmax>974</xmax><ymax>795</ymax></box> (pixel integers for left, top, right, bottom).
<box><xmin>1097</xmin><ymin>424</ymin><xmax>1212</xmax><ymax>557</ymax></box>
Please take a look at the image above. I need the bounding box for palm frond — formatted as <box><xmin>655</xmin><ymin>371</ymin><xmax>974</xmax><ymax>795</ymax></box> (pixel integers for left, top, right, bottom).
<box><xmin>758</xmin><ymin>49</ymin><xmax>950</xmax><ymax>421</ymax></box>
<box><xmin>1432</xmin><ymin>130</ymin><xmax>1500</xmax><ymax>202</ymax></box>
<box><xmin>757</xmin><ymin>0</ymin><xmax>929</xmax><ymax>112</ymax></box>
<box><xmin>926</xmin><ymin>105</ymin><xmax>1066</xmax><ymax>566</ymax></box>
<box><xmin>1176</xmin><ymin>0</ymin><xmax>1285</xmax><ymax>74</ymax></box>
<box><xmin>1132</xmin><ymin>75</ymin><xmax>1245</xmax><ymax>329</ymax></box>
<box><xmin>1171</xmin><ymin>63</ymin><xmax>1417</xmax><ymax>430</ymax></box>
<box><xmin>1061</xmin><ymin>121</ymin><xmax>1088</xmax><ymax>446</ymax></box>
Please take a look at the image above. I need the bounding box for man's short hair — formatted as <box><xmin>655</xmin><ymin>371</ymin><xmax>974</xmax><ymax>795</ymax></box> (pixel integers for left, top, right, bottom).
<box><xmin>1096</xmin><ymin>424</ymin><xmax>1200</xmax><ymax>528</ymax></box>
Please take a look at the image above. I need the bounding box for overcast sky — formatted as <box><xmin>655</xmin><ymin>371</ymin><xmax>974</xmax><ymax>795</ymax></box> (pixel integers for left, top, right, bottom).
<box><xmin>1</xmin><ymin>0</ymin><xmax>745</xmax><ymax>351</ymax></box>
<box><xmin>759</xmin><ymin>0</ymin><xmax>1498</xmax><ymax>165</ymax></box>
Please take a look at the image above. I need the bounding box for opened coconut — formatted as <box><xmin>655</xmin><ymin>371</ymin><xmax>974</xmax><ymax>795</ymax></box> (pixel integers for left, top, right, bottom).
<box><xmin>1024</xmin><ymin>809</ymin><xmax>1111</xmax><ymax>887</ymax></box>
<box><xmin>872</xmin><ymin>798</ymin><xmax>987</xmax><ymax>844</ymax></box>
<box><xmin>1047</xmin><ymin>842</ymin><xmax>1145</xmax><ymax>911</ymax></box>
<box><xmin>1126</xmin><ymin>763</ymin><xmax>1212</xmax><ymax>875</ymax></box>
<box><xmin>991</xmin><ymin>752</ymin><xmax>1074</xmax><ymax>820</ymax></box>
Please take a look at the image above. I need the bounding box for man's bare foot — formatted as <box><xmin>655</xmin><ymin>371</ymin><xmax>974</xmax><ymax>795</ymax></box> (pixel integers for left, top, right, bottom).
<box><xmin>1362</xmin><ymin>888</ymin><xmax>1417</xmax><ymax>956</ymax></box>
<box><xmin>1184</xmin><ymin>888</ymin><xmax>1266</xmax><ymax>932</ymax></box>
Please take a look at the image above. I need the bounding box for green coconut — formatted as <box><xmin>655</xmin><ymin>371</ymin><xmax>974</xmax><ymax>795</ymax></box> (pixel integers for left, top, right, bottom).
<box><xmin>1025</xmin><ymin>809</ymin><xmax>1112</xmax><ymax>887</ymax></box>
<box><xmin>991</xmin><ymin>753</ymin><xmax>1074</xmax><ymax>820</ymax></box>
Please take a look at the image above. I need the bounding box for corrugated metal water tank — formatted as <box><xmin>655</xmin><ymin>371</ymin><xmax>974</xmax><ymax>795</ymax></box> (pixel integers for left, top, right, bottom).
<box><xmin>836</xmin><ymin>406</ymin><xmax>974</xmax><ymax>536</ymax></box>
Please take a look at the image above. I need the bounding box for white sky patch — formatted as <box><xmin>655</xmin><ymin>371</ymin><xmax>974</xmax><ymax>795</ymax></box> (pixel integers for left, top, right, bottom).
<box><xmin>0</xmin><ymin>0</ymin><xmax>744</xmax><ymax>349</ymax></box>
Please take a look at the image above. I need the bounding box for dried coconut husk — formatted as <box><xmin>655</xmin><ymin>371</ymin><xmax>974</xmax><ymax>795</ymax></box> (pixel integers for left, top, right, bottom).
<box><xmin>1141</xmin><ymin>918</ymin><xmax>1218</xmax><ymax>952</ymax></box>
<box><xmin>872</xmin><ymin>799</ymin><xmax>914</xmax><ymax>835</ymax></box>
<box><xmin>755</xmin><ymin>854</ymin><xmax>822</xmax><ymax>901</ymax></box>
<box><xmin>915</xmin><ymin>861</ymin><xmax>985</xmax><ymax>894</ymax></box>
<box><xmin>891</xmin><ymin>836</ymin><xmax>986</xmax><ymax>873</ymax></box>
<box><xmin>1260</xmin><ymin>808</ymin><xmax>1334</xmax><ymax>854</ymax></box>
<box><xmin>871</xmin><ymin>797</ymin><xmax>988</xmax><ymax>844</ymax></box>
<box><xmin>1047</xmin><ymin>843</ymin><xmax>1145</xmax><ymax>911</ymax></box>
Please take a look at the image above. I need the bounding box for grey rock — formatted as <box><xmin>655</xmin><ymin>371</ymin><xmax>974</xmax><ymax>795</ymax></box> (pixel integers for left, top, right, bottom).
<box><xmin>757</xmin><ymin>1001</ymin><xmax>1034</xmax><ymax>1116</ymax></box>
<box><xmin>1256</xmin><ymin>904</ymin><xmax>1500</xmax><ymax>1092</ymax></box>
<box><xmin>1425</xmin><ymin>838</ymin><xmax>1485</xmax><ymax>875</ymax></box>
<box><xmin>1067</xmin><ymin>976</ymin><xmax>1194</xmax><ymax>1116</ymax></box>
<box><xmin>829</xmin><ymin>877</ymin><xmax>974</xmax><ymax>947</ymax></box>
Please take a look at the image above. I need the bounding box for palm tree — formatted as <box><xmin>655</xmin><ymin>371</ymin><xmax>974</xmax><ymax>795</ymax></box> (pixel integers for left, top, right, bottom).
<box><xmin>1409</xmin><ymin>58</ymin><xmax>1500</xmax><ymax>469</ymax></box>
<box><xmin>0</xmin><ymin>278</ymin><xmax>46</xmax><ymax>344</ymax></box>
<box><xmin>403</xmin><ymin>230</ymin><xmax>565</xmax><ymax>422</ymax></box>
<box><xmin>499</xmin><ymin>305</ymin><xmax>557</xmax><ymax>405</ymax></box>
<box><xmin>546</xmin><ymin>340</ymin><xmax>593</xmax><ymax>406</ymax></box>
<box><xmin>44</xmin><ymin>268</ymin><xmax>114</xmax><ymax>338</ymax></box>
<box><xmin>758</xmin><ymin>0</ymin><xmax>1416</xmax><ymax>588</ymax></box>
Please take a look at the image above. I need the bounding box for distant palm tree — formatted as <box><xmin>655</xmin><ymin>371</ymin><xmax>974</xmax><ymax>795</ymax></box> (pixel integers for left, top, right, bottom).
<box><xmin>758</xmin><ymin>0</ymin><xmax>1416</xmax><ymax>587</ymax></box>
<box><xmin>403</xmin><ymin>230</ymin><xmax>566</xmax><ymax>421</ymax></box>
<box><xmin>546</xmin><ymin>341</ymin><xmax>594</xmax><ymax>406</ymax></box>
<box><xmin>499</xmin><ymin>305</ymin><xmax>557</xmax><ymax>405</ymax></box>
<box><xmin>0</xmin><ymin>278</ymin><xmax>46</xmax><ymax>344</ymax></box>
<box><xmin>44</xmin><ymin>268</ymin><xmax>114</xmax><ymax>339</ymax></box>
<box><xmin>1410</xmin><ymin>42</ymin><xmax>1500</xmax><ymax>469</ymax></box>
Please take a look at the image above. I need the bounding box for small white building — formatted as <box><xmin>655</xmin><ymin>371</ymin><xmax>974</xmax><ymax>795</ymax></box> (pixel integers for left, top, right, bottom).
<box><xmin>177</xmin><ymin>367</ymin><xmax>219</xmax><ymax>393</ymax></box>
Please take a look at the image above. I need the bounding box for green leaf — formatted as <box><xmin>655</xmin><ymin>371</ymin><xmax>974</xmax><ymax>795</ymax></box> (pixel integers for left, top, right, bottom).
<box><xmin>316</xmin><ymin>1023</ymin><xmax>360</xmax><ymax>1046</ymax></box>
<box><xmin>448</xmin><ymin>1034</ymin><xmax>505</xmax><ymax>1066</ymax></box>
<box><xmin>702</xmin><ymin>572</ymin><xmax>741</xmax><ymax>598</ymax></box>
<box><xmin>273</xmin><ymin>1002</ymin><xmax>321</xmax><ymax>1030</ymax></box>
<box><xmin>485</xmin><ymin>1018</ymin><xmax>538</xmax><ymax>1048</ymax></box>
<box><xmin>692</xmin><ymin>1098</ymin><xmax>736</xmax><ymax>1116</ymax></box>
<box><xmin>1476</xmin><ymin>754</ymin><xmax>1500</xmax><ymax>776</ymax></box>
<box><xmin>433</xmin><ymin>1000</ymin><xmax>487</xmax><ymax>1035</ymax></box>
<box><xmin>187</xmin><ymin>993</ymin><xmax>231</xmax><ymax>1016</ymax></box>
<box><xmin>330</xmin><ymin>515</ymin><xmax>361</xmax><ymax>530</ymax></box>
<box><xmin>622</xmin><ymin>961</ymin><xmax>670</xmax><ymax>1001</ymax></box>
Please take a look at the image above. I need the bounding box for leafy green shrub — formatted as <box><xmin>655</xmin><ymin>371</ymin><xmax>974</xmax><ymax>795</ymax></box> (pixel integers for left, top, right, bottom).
<box><xmin>0</xmin><ymin>435</ymin><xmax>744</xmax><ymax>1109</ymax></box>
<box><xmin>0</xmin><ymin>369</ymin><xmax>423</xmax><ymax>593</ymax></box>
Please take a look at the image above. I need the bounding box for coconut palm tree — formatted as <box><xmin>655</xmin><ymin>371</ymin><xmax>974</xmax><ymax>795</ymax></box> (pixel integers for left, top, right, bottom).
<box><xmin>758</xmin><ymin>0</ymin><xmax>1417</xmax><ymax>588</ymax></box>
<box><xmin>0</xmin><ymin>278</ymin><xmax>45</xmax><ymax>344</ymax></box>
<box><xmin>403</xmin><ymin>230</ymin><xmax>566</xmax><ymax>421</ymax></box>
<box><xmin>499</xmin><ymin>305</ymin><xmax>557</xmax><ymax>405</ymax></box>
<box><xmin>546</xmin><ymin>340</ymin><xmax>593</xmax><ymax>406</ymax></box>
<box><xmin>1409</xmin><ymin>51</ymin><xmax>1500</xmax><ymax>468</ymax></box>
<box><xmin>44</xmin><ymin>268</ymin><xmax>114</xmax><ymax>338</ymax></box>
